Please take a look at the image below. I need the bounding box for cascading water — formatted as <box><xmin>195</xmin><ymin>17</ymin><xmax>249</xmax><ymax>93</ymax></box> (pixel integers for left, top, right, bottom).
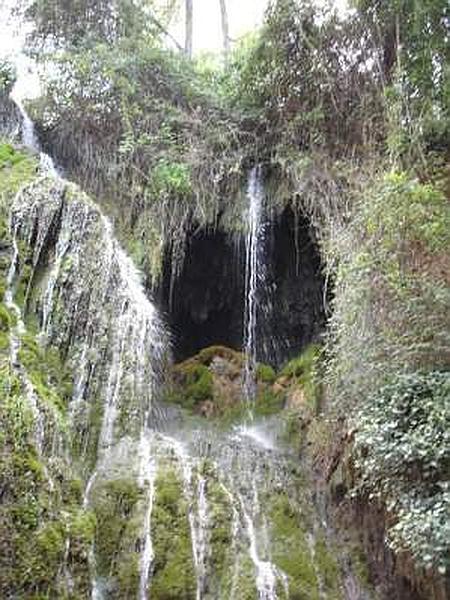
<box><xmin>243</xmin><ymin>165</ymin><xmax>268</xmax><ymax>405</ymax></box>
<box><xmin>4</xmin><ymin>216</ymin><xmax>46</xmax><ymax>452</ymax></box>
<box><xmin>2</xmin><ymin>88</ymin><xmax>347</xmax><ymax>600</ymax></box>
<box><xmin>7</xmin><ymin>97</ymin><xmax>169</xmax><ymax>598</ymax></box>
<box><xmin>11</xmin><ymin>88</ymin><xmax>59</xmax><ymax>176</ymax></box>
<box><xmin>4</xmin><ymin>92</ymin><xmax>65</xmax><ymax>458</ymax></box>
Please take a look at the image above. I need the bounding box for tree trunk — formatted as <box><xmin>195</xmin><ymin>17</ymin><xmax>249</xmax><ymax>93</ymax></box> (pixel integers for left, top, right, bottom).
<box><xmin>185</xmin><ymin>0</ymin><xmax>193</xmax><ymax>57</ymax></box>
<box><xmin>219</xmin><ymin>0</ymin><xmax>230</xmax><ymax>59</ymax></box>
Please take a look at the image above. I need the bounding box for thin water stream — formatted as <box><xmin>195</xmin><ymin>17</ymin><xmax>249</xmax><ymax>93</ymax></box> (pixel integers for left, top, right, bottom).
<box><xmin>243</xmin><ymin>165</ymin><xmax>267</xmax><ymax>405</ymax></box>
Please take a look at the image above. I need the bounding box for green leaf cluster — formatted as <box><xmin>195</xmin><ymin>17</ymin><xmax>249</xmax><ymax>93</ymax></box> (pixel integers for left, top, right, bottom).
<box><xmin>353</xmin><ymin>371</ymin><xmax>450</xmax><ymax>574</ymax></box>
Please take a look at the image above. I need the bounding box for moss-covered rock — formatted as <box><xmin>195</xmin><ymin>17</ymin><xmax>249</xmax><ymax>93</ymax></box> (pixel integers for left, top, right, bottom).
<box><xmin>269</xmin><ymin>493</ymin><xmax>320</xmax><ymax>600</ymax></box>
<box><xmin>150</xmin><ymin>467</ymin><xmax>197</xmax><ymax>599</ymax></box>
<box><xmin>278</xmin><ymin>344</ymin><xmax>322</xmax><ymax>412</ymax></box>
<box><xmin>167</xmin><ymin>345</ymin><xmax>286</xmax><ymax>422</ymax></box>
<box><xmin>91</xmin><ymin>477</ymin><xmax>143</xmax><ymax>598</ymax></box>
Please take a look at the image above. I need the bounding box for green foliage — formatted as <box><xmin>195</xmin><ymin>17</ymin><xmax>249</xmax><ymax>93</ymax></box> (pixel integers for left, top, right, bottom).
<box><xmin>254</xmin><ymin>388</ymin><xmax>285</xmax><ymax>417</ymax></box>
<box><xmin>0</xmin><ymin>142</ymin><xmax>37</xmax><ymax>200</ymax></box>
<box><xmin>29</xmin><ymin>39</ymin><xmax>246</xmax><ymax>282</ymax></box>
<box><xmin>282</xmin><ymin>344</ymin><xmax>322</xmax><ymax>410</ymax></box>
<box><xmin>362</xmin><ymin>172</ymin><xmax>450</xmax><ymax>253</ymax></box>
<box><xmin>326</xmin><ymin>172</ymin><xmax>450</xmax><ymax>408</ymax></box>
<box><xmin>170</xmin><ymin>362</ymin><xmax>214</xmax><ymax>410</ymax></box>
<box><xmin>256</xmin><ymin>363</ymin><xmax>276</xmax><ymax>384</ymax></box>
<box><xmin>353</xmin><ymin>371</ymin><xmax>450</xmax><ymax>574</ymax></box>
<box><xmin>356</xmin><ymin>0</ymin><xmax>450</xmax><ymax>154</ymax></box>
<box><xmin>223</xmin><ymin>0</ymin><xmax>384</xmax><ymax>155</ymax></box>
<box><xmin>22</xmin><ymin>0</ymin><xmax>178</xmax><ymax>50</ymax></box>
<box><xmin>151</xmin><ymin>159</ymin><xmax>192</xmax><ymax>197</ymax></box>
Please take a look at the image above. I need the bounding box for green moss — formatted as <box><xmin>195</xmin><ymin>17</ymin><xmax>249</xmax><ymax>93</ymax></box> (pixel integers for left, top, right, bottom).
<box><xmin>68</xmin><ymin>509</ymin><xmax>96</xmax><ymax>544</ymax></box>
<box><xmin>0</xmin><ymin>141</ymin><xmax>37</xmax><ymax>198</ymax></box>
<box><xmin>63</xmin><ymin>477</ymin><xmax>84</xmax><ymax>505</ymax></box>
<box><xmin>169</xmin><ymin>362</ymin><xmax>214</xmax><ymax>410</ymax></box>
<box><xmin>0</xmin><ymin>327</ymin><xmax>91</xmax><ymax>598</ymax></box>
<box><xmin>282</xmin><ymin>409</ymin><xmax>304</xmax><ymax>453</ymax></box>
<box><xmin>13</xmin><ymin>449</ymin><xmax>46</xmax><ymax>482</ymax></box>
<box><xmin>257</xmin><ymin>363</ymin><xmax>276</xmax><ymax>384</ymax></box>
<box><xmin>0</xmin><ymin>375</ymin><xmax>33</xmax><ymax>445</ymax></box>
<box><xmin>254</xmin><ymin>387</ymin><xmax>285</xmax><ymax>417</ymax></box>
<box><xmin>196</xmin><ymin>345</ymin><xmax>244</xmax><ymax>366</ymax></box>
<box><xmin>89</xmin><ymin>477</ymin><xmax>147</xmax><ymax>598</ymax></box>
<box><xmin>270</xmin><ymin>493</ymin><xmax>319</xmax><ymax>600</ymax></box>
<box><xmin>117</xmin><ymin>553</ymin><xmax>141</xmax><ymax>597</ymax></box>
<box><xmin>72</xmin><ymin>395</ymin><xmax>103</xmax><ymax>468</ymax></box>
<box><xmin>0</xmin><ymin>330</ymin><xmax>9</xmax><ymax>351</ymax></box>
<box><xmin>0</xmin><ymin>303</ymin><xmax>11</xmax><ymax>331</ymax></box>
<box><xmin>228</xmin><ymin>554</ymin><xmax>258</xmax><ymax>600</ymax></box>
<box><xmin>151</xmin><ymin>467</ymin><xmax>196</xmax><ymax>599</ymax></box>
<box><xmin>36</xmin><ymin>522</ymin><xmax>66</xmax><ymax>566</ymax></box>
<box><xmin>314</xmin><ymin>535</ymin><xmax>343</xmax><ymax>599</ymax></box>
<box><xmin>18</xmin><ymin>332</ymin><xmax>72</xmax><ymax>413</ymax></box>
<box><xmin>281</xmin><ymin>344</ymin><xmax>322</xmax><ymax>411</ymax></box>
<box><xmin>168</xmin><ymin>347</ymin><xmax>285</xmax><ymax>424</ymax></box>
<box><xmin>348</xmin><ymin>544</ymin><xmax>371</xmax><ymax>588</ymax></box>
<box><xmin>203</xmin><ymin>472</ymin><xmax>234</xmax><ymax>594</ymax></box>
<box><xmin>92</xmin><ymin>478</ymin><xmax>142</xmax><ymax>580</ymax></box>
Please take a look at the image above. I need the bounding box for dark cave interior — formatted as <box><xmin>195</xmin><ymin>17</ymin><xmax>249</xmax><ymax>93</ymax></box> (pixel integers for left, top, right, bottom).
<box><xmin>156</xmin><ymin>207</ymin><xmax>327</xmax><ymax>366</ymax></box>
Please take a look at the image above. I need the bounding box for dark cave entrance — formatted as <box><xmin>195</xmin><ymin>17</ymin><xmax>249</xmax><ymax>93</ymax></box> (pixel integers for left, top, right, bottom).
<box><xmin>268</xmin><ymin>206</ymin><xmax>327</xmax><ymax>362</ymax></box>
<box><xmin>156</xmin><ymin>229</ymin><xmax>245</xmax><ymax>362</ymax></box>
<box><xmin>156</xmin><ymin>208</ymin><xmax>327</xmax><ymax>365</ymax></box>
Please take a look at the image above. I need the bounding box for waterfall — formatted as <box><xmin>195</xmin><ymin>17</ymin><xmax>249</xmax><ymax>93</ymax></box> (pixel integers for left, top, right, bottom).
<box><xmin>2</xmin><ymin>90</ymin><xmax>345</xmax><ymax>600</ymax></box>
<box><xmin>138</xmin><ymin>435</ymin><xmax>157</xmax><ymax>600</ymax></box>
<box><xmin>6</xmin><ymin>98</ymin><xmax>169</xmax><ymax>599</ymax></box>
<box><xmin>11</xmin><ymin>87</ymin><xmax>59</xmax><ymax>176</ymax></box>
<box><xmin>243</xmin><ymin>165</ymin><xmax>269</xmax><ymax>404</ymax></box>
<box><xmin>4</xmin><ymin>217</ymin><xmax>46</xmax><ymax>452</ymax></box>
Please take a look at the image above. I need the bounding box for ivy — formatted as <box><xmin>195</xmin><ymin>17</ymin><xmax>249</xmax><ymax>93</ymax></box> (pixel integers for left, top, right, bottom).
<box><xmin>353</xmin><ymin>371</ymin><xmax>450</xmax><ymax>573</ymax></box>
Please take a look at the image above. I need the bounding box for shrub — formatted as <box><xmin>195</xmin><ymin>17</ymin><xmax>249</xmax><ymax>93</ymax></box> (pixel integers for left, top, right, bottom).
<box><xmin>353</xmin><ymin>371</ymin><xmax>450</xmax><ymax>574</ymax></box>
<box><xmin>281</xmin><ymin>344</ymin><xmax>322</xmax><ymax>410</ymax></box>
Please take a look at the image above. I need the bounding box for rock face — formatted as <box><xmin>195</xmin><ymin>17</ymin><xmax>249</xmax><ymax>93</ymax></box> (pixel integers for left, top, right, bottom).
<box><xmin>158</xmin><ymin>207</ymin><xmax>326</xmax><ymax>366</ymax></box>
<box><xmin>0</xmin><ymin>92</ymin><xmax>21</xmax><ymax>140</ymax></box>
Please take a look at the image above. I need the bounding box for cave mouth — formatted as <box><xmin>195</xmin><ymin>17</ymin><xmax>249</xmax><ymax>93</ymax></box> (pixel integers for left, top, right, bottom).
<box><xmin>157</xmin><ymin>228</ymin><xmax>245</xmax><ymax>362</ymax></box>
<box><xmin>156</xmin><ymin>208</ymin><xmax>326</xmax><ymax>366</ymax></box>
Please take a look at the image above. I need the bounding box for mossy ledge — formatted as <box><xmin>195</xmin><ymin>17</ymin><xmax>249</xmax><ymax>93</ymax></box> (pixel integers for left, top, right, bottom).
<box><xmin>166</xmin><ymin>345</ymin><xmax>285</xmax><ymax>422</ymax></box>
